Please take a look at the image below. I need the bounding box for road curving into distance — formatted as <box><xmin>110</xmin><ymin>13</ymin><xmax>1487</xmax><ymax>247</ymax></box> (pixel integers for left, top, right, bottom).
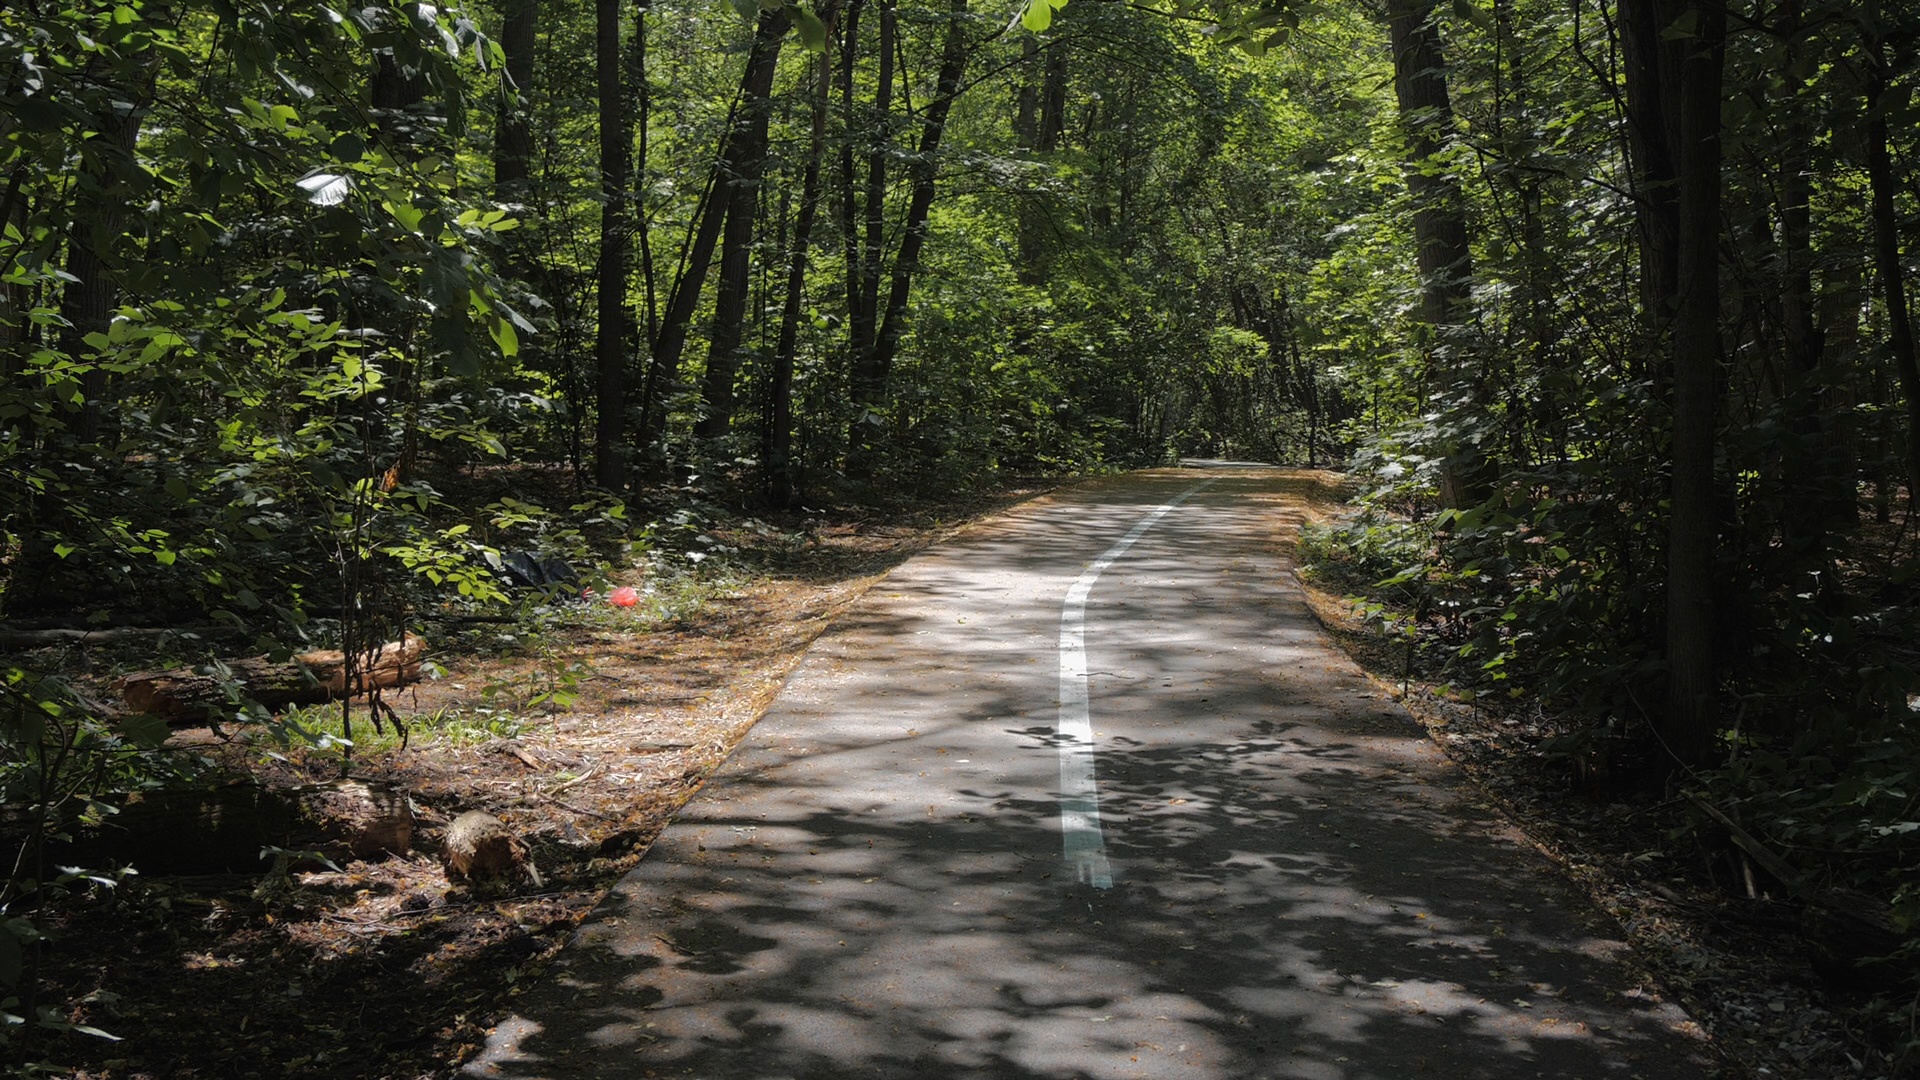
<box><xmin>466</xmin><ymin>466</ymin><xmax>1715</xmax><ymax>1080</ymax></box>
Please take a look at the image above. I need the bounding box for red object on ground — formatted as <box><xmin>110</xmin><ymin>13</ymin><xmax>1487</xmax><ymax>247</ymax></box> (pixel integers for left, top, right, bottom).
<box><xmin>608</xmin><ymin>586</ymin><xmax>640</xmax><ymax>608</ymax></box>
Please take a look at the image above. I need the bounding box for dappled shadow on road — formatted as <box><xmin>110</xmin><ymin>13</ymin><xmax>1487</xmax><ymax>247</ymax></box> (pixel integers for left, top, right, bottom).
<box><xmin>467</xmin><ymin>469</ymin><xmax>1709</xmax><ymax>1080</ymax></box>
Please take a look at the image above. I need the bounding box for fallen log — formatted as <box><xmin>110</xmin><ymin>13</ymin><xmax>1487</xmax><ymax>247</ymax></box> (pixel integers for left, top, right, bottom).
<box><xmin>0</xmin><ymin>625</ymin><xmax>242</xmax><ymax>649</ymax></box>
<box><xmin>28</xmin><ymin>777</ymin><xmax>412</xmax><ymax>874</ymax></box>
<box><xmin>113</xmin><ymin>633</ymin><xmax>425</xmax><ymax>721</ymax></box>
<box><xmin>294</xmin><ymin>778</ymin><xmax>414</xmax><ymax>860</ymax></box>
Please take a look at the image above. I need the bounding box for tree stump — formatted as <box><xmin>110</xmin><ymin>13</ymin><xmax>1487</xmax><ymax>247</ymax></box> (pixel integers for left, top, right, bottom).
<box><xmin>441</xmin><ymin>810</ymin><xmax>537</xmax><ymax>886</ymax></box>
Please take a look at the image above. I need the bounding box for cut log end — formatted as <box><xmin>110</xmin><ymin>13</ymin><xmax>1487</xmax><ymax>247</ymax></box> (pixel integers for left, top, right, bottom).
<box><xmin>295</xmin><ymin>779</ymin><xmax>414</xmax><ymax>859</ymax></box>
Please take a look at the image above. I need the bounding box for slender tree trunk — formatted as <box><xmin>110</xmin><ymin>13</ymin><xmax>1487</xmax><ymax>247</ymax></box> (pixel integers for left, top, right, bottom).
<box><xmin>1656</xmin><ymin>0</ymin><xmax>1726</xmax><ymax>767</ymax></box>
<box><xmin>1775</xmin><ymin>0</ymin><xmax>1846</xmax><ymax>554</ymax></box>
<box><xmin>1386</xmin><ymin>0</ymin><xmax>1484</xmax><ymax>508</ymax></box>
<box><xmin>1818</xmin><ymin>255</ymin><xmax>1864</xmax><ymax>516</ymax></box>
<box><xmin>592</xmin><ymin>0</ymin><xmax>633</xmax><ymax>489</ymax></box>
<box><xmin>1015</xmin><ymin>35</ymin><xmax>1068</xmax><ymax>284</ymax></box>
<box><xmin>852</xmin><ymin>0</ymin><xmax>975</xmax><ymax>465</ymax></box>
<box><xmin>635</xmin><ymin>0</ymin><xmax>658</xmax><ymax>346</ymax></box>
<box><xmin>1863</xmin><ymin>8</ymin><xmax>1920</xmax><ymax>510</ymax></box>
<box><xmin>845</xmin><ymin>0</ymin><xmax>894</xmax><ymax>373</ymax></box>
<box><xmin>766</xmin><ymin>30</ymin><xmax>835</xmax><ymax>508</ymax></box>
<box><xmin>635</xmin><ymin>13</ymin><xmax>788</xmax><ymax>465</ymax></box>
<box><xmin>696</xmin><ymin>12</ymin><xmax>788</xmax><ymax>442</ymax></box>
<box><xmin>837</xmin><ymin>0</ymin><xmax>868</xmax><ymax>368</ymax></box>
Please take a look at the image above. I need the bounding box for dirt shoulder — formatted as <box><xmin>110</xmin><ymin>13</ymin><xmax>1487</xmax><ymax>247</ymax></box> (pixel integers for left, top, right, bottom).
<box><xmin>30</xmin><ymin>484</ymin><xmax>1051</xmax><ymax>1080</ymax></box>
<box><xmin>1286</xmin><ymin>488</ymin><xmax>1905</xmax><ymax>1079</ymax></box>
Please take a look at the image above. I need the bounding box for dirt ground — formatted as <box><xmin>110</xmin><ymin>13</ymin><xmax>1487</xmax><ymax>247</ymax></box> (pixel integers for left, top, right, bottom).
<box><xmin>16</xmin><ymin>472</ymin><xmax>1910</xmax><ymax>1079</ymax></box>
<box><xmin>22</xmin><ymin>485</ymin><xmax>1049</xmax><ymax>1080</ymax></box>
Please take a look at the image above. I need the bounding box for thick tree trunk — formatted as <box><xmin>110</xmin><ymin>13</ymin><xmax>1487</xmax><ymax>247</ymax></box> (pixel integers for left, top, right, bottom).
<box><xmin>58</xmin><ymin>101</ymin><xmax>141</xmax><ymax>446</ymax></box>
<box><xmin>494</xmin><ymin>0</ymin><xmax>538</xmax><ymax>197</ymax></box>
<box><xmin>593</xmin><ymin>0</ymin><xmax>634</xmax><ymax>489</ymax></box>
<box><xmin>40</xmin><ymin>778</ymin><xmax>414</xmax><ymax>874</ymax></box>
<box><xmin>1620</xmin><ymin>0</ymin><xmax>1683</xmax><ymax>371</ymax></box>
<box><xmin>696</xmin><ymin>11</ymin><xmax>788</xmax><ymax>442</ymax></box>
<box><xmin>442</xmin><ymin>810</ymin><xmax>538</xmax><ymax>886</ymax></box>
<box><xmin>1386</xmin><ymin>0</ymin><xmax>1483</xmax><ymax>508</ymax></box>
<box><xmin>1655</xmin><ymin>0</ymin><xmax>1726</xmax><ymax>768</ymax></box>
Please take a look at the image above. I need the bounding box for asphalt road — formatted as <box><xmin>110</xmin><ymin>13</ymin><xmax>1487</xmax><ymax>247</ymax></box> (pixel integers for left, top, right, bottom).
<box><xmin>465</xmin><ymin>467</ymin><xmax>1716</xmax><ymax>1080</ymax></box>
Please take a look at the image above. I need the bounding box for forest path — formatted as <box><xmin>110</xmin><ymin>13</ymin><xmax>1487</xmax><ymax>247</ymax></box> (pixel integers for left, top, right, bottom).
<box><xmin>464</xmin><ymin>466</ymin><xmax>1715</xmax><ymax>1080</ymax></box>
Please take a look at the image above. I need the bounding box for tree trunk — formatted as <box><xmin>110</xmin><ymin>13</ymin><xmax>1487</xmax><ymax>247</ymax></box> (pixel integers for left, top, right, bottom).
<box><xmin>850</xmin><ymin>0</ymin><xmax>976</xmax><ymax>468</ymax></box>
<box><xmin>1655</xmin><ymin>0</ymin><xmax>1726</xmax><ymax>768</ymax></box>
<box><xmin>1015</xmin><ymin>35</ymin><xmax>1068</xmax><ymax>284</ymax></box>
<box><xmin>636</xmin><ymin>13</ymin><xmax>789</xmax><ymax>465</ymax></box>
<box><xmin>494</xmin><ymin>0</ymin><xmax>538</xmax><ymax>198</ymax></box>
<box><xmin>840</xmin><ymin>0</ymin><xmax>890</xmax><ymax>432</ymax></box>
<box><xmin>1818</xmin><ymin>254</ymin><xmax>1865</xmax><ymax>517</ymax></box>
<box><xmin>1620</xmin><ymin>0</ymin><xmax>1683</xmax><ymax>378</ymax></box>
<box><xmin>696</xmin><ymin>11</ymin><xmax>789</xmax><ymax>442</ymax></box>
<box><xmin>1863</xmin><ymin>8</ymin><xmax>1920</xmax><ymax>510</ymax></box>
<box><xmin>765</xmin><ymin>27</ymin><xmax>836</xmax><ymax>508</ymax></box>
<box><xmin>860</xmin><ymin>0</ymin><xmax>896</xmax><ymax>355</ymax></box>
<box><xmin>1386</xmin><ymin>0</ymin><xmax>1484</xmax><ymax>508</ymax></box>
<box><xmin>593</xmin><ymin>0</ymin><xmax>634</xmax><ymax>490</ymax></box>
<box><xmin>837</xmin><ymin>0</ymin><xmax>869</xmax><ymax>372</ymax></box>
<box><xmin>1775</xmin><ymin>0</ymin><xmax>1847</xmax><ymax>557</ymax></box>
<box><xmin>59</xmin><ymin>100</ymin><xmax>141</xmax><ymax>446</ymax></box>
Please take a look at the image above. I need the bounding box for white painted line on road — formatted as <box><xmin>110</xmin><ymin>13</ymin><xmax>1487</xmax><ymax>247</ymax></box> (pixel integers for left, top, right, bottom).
<box><xmin>1058</xmin><ymin>479</ymin><xmax>1217</xmax><ymax>888</ymax></box>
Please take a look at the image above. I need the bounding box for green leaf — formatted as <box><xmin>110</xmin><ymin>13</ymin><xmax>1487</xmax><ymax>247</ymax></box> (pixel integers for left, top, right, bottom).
<box><xmin>1019</xmin><ymin>0</ymin><xmax>1070</xmax><ymax>32</ymax></box>
<box><xmin>114</xmin><ymin>713</ymin><xmax>172</xmax><ymax>749</ymax></box>
<box><xmin>791</xmin><ymin>3</ymin><xmax>828</xmax><ymax>51</ymax></box>
<box><xmin>488</xmin><ymin>315</ymin><xmax>519</xmax><ymax>358</ymax></box>
<box><xmin>1451</xmin><ymin>0</ymin><xmax>1493</xmax><ymax>30</ymax></box>
<box><xmin>1660</xmin><ymin>9</ymin><xmax>1699</xmax><ymax>39</ymax></box>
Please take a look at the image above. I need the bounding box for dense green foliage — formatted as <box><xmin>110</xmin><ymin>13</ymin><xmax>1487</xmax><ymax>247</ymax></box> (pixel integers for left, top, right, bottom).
<box><xmin>3</xmin><ymin>0</ymin><xmax>1919</xmax><ymax>1065</ymax></box>
<box><xmin>1291</xmin><ymin>0</ymin><xmax>1920</xmax><ymax>1004</ymax></box>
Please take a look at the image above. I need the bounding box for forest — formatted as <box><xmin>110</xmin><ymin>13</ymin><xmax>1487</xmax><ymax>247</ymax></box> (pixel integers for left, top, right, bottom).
<box><xmin>2</xmin><ymin>0</ymin><xmax>1919</xmax><ymax>1073</ymax></box>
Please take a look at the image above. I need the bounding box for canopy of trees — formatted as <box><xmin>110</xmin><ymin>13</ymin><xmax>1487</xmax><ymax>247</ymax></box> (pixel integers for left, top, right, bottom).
<box><xmin>3</xmin><ymin>0</ymin><xmax>1918</xmax><ymax>1061</ymax></box>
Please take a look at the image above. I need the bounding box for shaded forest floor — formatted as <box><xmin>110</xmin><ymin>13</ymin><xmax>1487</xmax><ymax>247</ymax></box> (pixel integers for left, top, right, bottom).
<box><xmin>23</xmin><ymin>481</ymin><xmax>1053</xmax><ymax>1080</ymax></box>
<box><xmin>14</xmin><ymin>471</ymin><xmax>1909</xmax><ymax>1079</ymax></box>
<box><xmin>1293</xmin><ymin>521</ymin><xmax>1917</xmax><ymax>1076</ymax></box>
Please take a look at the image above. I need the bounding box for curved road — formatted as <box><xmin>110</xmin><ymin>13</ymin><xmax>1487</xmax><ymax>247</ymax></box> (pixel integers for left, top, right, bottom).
<box><xmin>467</xmin><ymin>467</ymin><xmax>1714</xmax><ymax>1080</ymax></box>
